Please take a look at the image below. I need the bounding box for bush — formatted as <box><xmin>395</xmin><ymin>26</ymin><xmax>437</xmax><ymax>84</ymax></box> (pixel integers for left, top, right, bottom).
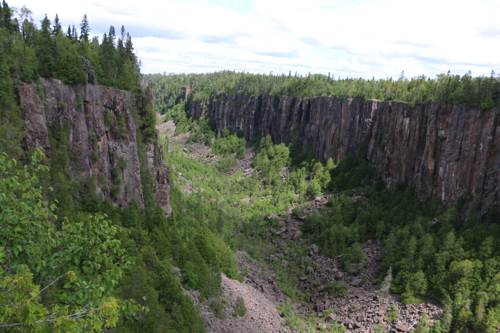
<box><xmin>386</xmin><ymin>304</ymin><xmax>398</xmax><ymax>323</ymax></box>
<box><xmin>233</xmin><ymin>296</ymin><xmax>247</xmax><ymax>317</ymax></box>
<box><xmin>292</xmin><ymin>206</ymin><xmax>301</xmax><ymax>218</ymax></box>
<box><xmin>324</xmin><ymin>281</ymin><xmax>347</xmax><ymax>298</ymax></box>
<box><xmin>209</xmin><ymin>299</ymin><xmax>226</xmax><ymax>320</ymax></box>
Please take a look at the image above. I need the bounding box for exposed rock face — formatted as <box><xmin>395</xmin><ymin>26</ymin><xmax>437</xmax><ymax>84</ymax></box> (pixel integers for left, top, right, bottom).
<box><xmin>190</xmin><ymin>94</ymin><xmax>500</xmax><ymax>215</ymax></box>
<box><xmin>19</xmin><ymin>78</ymin><xmax>171</xmax><ymax>215</ymax></box>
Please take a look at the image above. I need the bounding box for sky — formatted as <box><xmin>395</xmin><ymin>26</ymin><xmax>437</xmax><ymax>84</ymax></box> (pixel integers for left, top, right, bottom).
<box><xmin>9</xmin><ymin>0</ymin><xmax>500</xmax><ymax>79</ymax></box>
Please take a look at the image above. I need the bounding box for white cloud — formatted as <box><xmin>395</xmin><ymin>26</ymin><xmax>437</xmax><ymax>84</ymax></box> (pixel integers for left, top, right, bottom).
<box><xmin>10</xmin><ymin>0</ymin><xmax>500</xmax><ymax>78</ymax></box>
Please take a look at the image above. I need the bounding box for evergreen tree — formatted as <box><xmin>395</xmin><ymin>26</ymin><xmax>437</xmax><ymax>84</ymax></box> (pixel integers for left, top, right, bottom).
<box><xmin>125</xmin><ymin>32</ymin><xmax>135</xmax><ymax>63</ymax></box>
<box><xmin>1</xmin><ymin>0</ymin><xmax>13</xmax><ymax>32</ymax></box>
<box><xmin>109</xmin><ymin>25</ymin><xmax>116</xmax><ymax>46</ymax></box>
<box><xmin>37</xmin><ymin>14</ymin><xmax>57</xmax><ymax>78</ymax></box>
<box><xmin>98</xmin><ymin>32</ymin><xmax>116</xmax><ymax>86</ymax></box>
<box><xmin>117</xmin><ymin>37</ymin><xmax>126</xmax><ymax>65</ymax></box>
<box><xmin>116</xmin><ymin>58</ymin><xmax>137</xmax><ymax>91</ymax></box>
<box><xmin>80</xmin><ymin>14</ymin><xmax>90</xmax><ymax>42</ymax></box>
<box><xmin>52</xmin><ymin>13</ymin><xmax>61</xmax><ymax>36</ymax></box>
<box><xmin>56</xmin><ymin>51</ymin><xmax>86</xmax><ymax>84</ymax></box>
<box><xmin>72</xmin><ymin>24</ymin><xmax>77</xmax><ymax>42</ymax></box>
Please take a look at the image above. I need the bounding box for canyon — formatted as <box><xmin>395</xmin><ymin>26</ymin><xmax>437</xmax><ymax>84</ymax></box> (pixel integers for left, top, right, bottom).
<box><xmin>190</xmin><ymin>94</ymin><xmax>500</xmax><ymax>216</ymax></box>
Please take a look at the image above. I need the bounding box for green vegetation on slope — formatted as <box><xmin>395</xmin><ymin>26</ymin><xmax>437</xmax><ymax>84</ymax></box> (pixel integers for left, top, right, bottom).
<box><xmin>0</xmin><ymin>2</ymin><xmax>216</xmax><ymax>331</ymax></box>
<box><xmin>156</xmin><ymin>96</ymin><xmax>500</xmax><ymax>332</ymax></box>
<box><xmin>0</xmin><ymin>149</ymin><xmax>146</xmax><ymax>331</ymax></box>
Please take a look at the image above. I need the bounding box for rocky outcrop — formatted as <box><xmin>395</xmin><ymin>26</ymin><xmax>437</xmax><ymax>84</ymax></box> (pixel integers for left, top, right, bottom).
<box><xmin>258</xmin><ymin>203</ymin><xmax>443</xmax><ymax>333</ymax></box>
<box><xmin>190</xmin><ymin>94</ymin><xmax>500</xmax><ymax>215</ymax></box>
<box><xmin>19</xmin><ymin>78</ymin><xmax>171</xmax><ymax>215</ymax></box>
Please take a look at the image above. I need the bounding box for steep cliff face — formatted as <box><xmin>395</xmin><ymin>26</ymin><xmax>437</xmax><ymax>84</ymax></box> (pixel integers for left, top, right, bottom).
<box><xmin>19</xmin><ymin>78</ymin><xmax>171</xmax><ymax>215</ymax></box>
<box><xmin>190</xmin><ymin>94</ymin><xmax>500</xmax><ymax>215</ymax></box>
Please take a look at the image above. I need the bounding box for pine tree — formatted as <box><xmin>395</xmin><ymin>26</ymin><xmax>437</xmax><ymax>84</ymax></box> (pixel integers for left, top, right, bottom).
<box><xmin>1</xmin><ymin>0</ymin><xmax>13</xmax><ymax>32</ymax></box>
<box><xmin>52</xmin><ymin>14</ymin><xmax>61</xmax><ymax>36</ymax></box>
<box><xmin>109</xmin><ymin>25</ymin><xmax>116</xmax><ymax>46</ymax></box>
<box><xmin>37</xmin><ymin>14</ymin><xmax>57</xmax><ymax>78</ymax></box>
<box><xmin>125</xmin><ymin>32</ymin><xmax>136</xmax><ymax>64</ymax></box>
<box><xmin>71</xmin><ymin>24</ymin><xmax>77</xmax><ymax>42</ymax></box>
<box><xmin>80</xmin><ymin>14</ymin><xmax>90</xmax><ymax>42</ymax></box>
<box><xmin>98</xmin><ymin>32</ymin><xmax>116</xmax><ymax>86</ymax></box>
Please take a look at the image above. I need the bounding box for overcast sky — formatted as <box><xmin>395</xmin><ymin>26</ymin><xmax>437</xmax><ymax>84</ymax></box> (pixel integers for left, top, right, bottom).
<box><xmin>10</xmin><ymin>0</ymin><xmax>500</xmax><ymax>79</ymax></box>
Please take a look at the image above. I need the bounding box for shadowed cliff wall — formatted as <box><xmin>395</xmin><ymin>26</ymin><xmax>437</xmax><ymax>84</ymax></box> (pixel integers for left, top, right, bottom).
<box><xmin>19</xmin><ymin>78</ymin><xmax>171</xmax><ymax>215</ymax></box>
<box><xmin>190</xmin><ymin>94</ymin><xmax>500</xmax><ymax>215</ymax></box>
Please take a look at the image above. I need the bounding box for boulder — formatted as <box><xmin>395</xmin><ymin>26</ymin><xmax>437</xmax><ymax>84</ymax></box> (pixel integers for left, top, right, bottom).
<box><xmin>394</xmin><ymin>323</ymin><xmax>408</xmax><ymax>332</ymax></box>
<box><xmin>292</xmin><ymin>229</ymin><xmax>303</xmax><ymax>241</ymax></box>
<box><xmin>350</xmin><ymin>278</ymin><xmax>362</xmax><ymax>287</ymax></box>
<box><xmin>325</xmin><ymin>313</ymin><xmax>335</xmax><ymax>322</ymax></box>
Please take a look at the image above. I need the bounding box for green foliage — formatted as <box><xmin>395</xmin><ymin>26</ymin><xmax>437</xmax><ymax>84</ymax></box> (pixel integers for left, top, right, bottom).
<box><xmin>56</xmin><ymin>51</ymin><xmax>86</xmax><ymax>84</ymax></box>
<box><xmin>306</xmin><ymin>179</ymin><xmax>321</xmax><ymax>199</ymax></box>
<box><xmin>181</xmin><ymin>262</ymin><xmax>198</xmax><ymax>290</ymax></box>
<box><xmin>0</xmin><ymin>27</ymin><xmax>23</xmax><ymax>157</ymax></box>
<box><xmin>0</xmin><ymin>2</ymin><xmax>139</xmax><ymax>90</ymax></box>
<box><xmin>147</xmin><ymin>71</ymin><xmax>500</xmax><ymax>332</ymax></box>
<box><xmin>386</xmin><ymin>304</ymin><xmax>398</xmax><ymax>323</ymax></box>
<box><xmin>146</xmin><ymin>70</ymin><xmax>500</xmax><ymax>110</ymax></box>
<box><xmin>253</xmin><ymin>135</ymin><xmax>289</xmax><ymax>175</ymax></box>
<box><xmin>340</xmin><ymin>242</ymin><xmax>366</xmax><ymax>273</ymax></box>
<box><xmin>233</xmin><ymin>296</ymin><xmax>247</xmax><ymax>317</ymax></box>
<box><xmin>324</xmin><ymin>281</ymin><xmax>347</xmax><ymax>298</ymax></box>
<box><xmin>0</xmin><ymin>149</ymin><xmax>144</xmax><ymax>331</ymax></box>
<box><xmin>212</xmin><ymin>131</ymin><xmax>246</xmax><ymax>157</ymax></box>
<box><xmin>209</xmin><ymin>299</ymin><xmax>226</xmax><ymax>320</ymax></box>
<box><xmin>133</xmin><ymin>87</ymin><xmax>157</xmax><ymax>144</ymax></box>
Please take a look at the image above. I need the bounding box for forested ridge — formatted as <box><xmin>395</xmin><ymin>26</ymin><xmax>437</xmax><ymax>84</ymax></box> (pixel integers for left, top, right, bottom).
<box><xmin>145</xmin><ymin>69</ymin><xmax>500</xmax><ymax>113</ymax></box>
<box><xmin>0</xmin><ymin>2</ymin><xmax>238</xmax><ymax>332</ymax></box>
<box><xmin>1</xmin><ymin>1</ymin><xmax>500</xmax><ymax>332</ymax></box>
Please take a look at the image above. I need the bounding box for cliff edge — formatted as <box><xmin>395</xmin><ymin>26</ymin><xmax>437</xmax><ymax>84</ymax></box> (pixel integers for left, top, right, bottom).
<box><xmin>190</xmin><ymin>94</ymin><xmax>500</xmax><ymax>217</ymax></box>
<box><xmin>19</xmin><ymin>78</ymin><xmax>171</xmax><ymax>215</ymax></box>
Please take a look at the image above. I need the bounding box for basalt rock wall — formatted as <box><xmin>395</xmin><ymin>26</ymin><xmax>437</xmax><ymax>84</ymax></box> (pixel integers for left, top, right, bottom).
<box><xmin>190</xmin><ymin>94</ymin><xmax>500</xmax><ymax>214</ymax></box>
<box><xmin>19</xmin><ymin>78</ymin><xmax>171</xmax><ymax>215</ymax></box>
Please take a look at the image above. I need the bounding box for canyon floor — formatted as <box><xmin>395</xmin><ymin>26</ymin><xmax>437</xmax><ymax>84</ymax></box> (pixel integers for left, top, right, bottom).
<box><xmin>157</xmin><ymin>119</ymin><xmax>444</xmax><ymax>333</ymax></box>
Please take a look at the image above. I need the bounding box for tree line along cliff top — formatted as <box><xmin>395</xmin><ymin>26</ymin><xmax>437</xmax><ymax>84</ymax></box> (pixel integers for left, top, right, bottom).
<box><xmin>146</xmin><ymin>70</ymin><xmax>500</xmax><ymax>113</ymax></box>
<box><xmin>0</xmin><ymin>1</ymin><xmax>140</xmax><ymax>92</ymax></box>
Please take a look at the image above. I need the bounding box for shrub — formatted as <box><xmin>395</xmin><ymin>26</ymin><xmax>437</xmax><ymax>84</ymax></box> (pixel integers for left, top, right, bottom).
<box><xmin>209</xmin><ymin>299</ymin><xmax>226</xmax><ymax>320</ymax></box>
<box><xmin>233</xmin><ymin>296</ymin><xmax>247</xmax><ymax>317</ymax></box>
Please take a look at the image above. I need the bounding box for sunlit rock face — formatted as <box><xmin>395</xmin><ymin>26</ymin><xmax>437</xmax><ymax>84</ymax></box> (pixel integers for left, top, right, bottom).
<box><xmin>191</xmin><ymin>94</ymin><xmax>500</xmax><ymax>217</ymax></box>
<box><xmin>19</xmin><ymin>78</ymin><xmax>171</xmax><ymax>216</ymax></box>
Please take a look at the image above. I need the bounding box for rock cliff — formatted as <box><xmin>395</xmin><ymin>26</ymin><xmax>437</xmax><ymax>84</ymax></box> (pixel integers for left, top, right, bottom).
<box><xmin>190</xmin><ymin>94</ymin><xmax>500</xmax><ymax>216</ymax></box>
<box><xmin>19</xmin><ymin>78</ymin><xmax>171</xmax><ymax>215</ymax></box>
